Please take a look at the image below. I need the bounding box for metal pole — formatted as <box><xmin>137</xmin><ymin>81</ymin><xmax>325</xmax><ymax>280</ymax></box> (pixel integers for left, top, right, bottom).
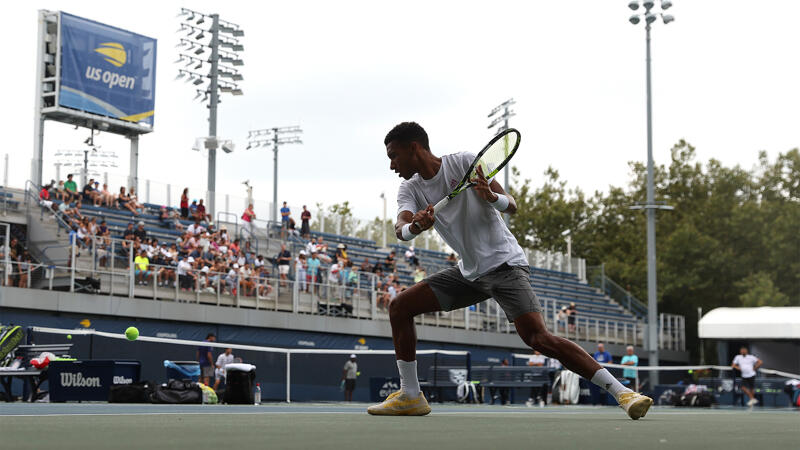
<box><xmin>381</xmin><ymin>193</ymin><xmax>387</xmax><ymax>248</ymax></box>
<box><xmin>128</xmin><ymin>134</ymin><xmax>139</xmax><ymax>194</ymax></box>
<box><xmin>272</xmin><ymin>130</ymin><xmax>279</xmax><ymax>222</ymax></box>
<box><xmin>207</xmin><ymin>14</ymin><xmax>220</xmax><ymax>219</ymax></box>
<box><xmin>645</xmin><ymin>23</ymin><xmax>659</xmax><ymax>385</ymax></box>
<box><xmin>82</xmin><ymin>149</ymin><xmax>89</xmax><ymax>188</ymax></box>
<box><xmin>32</xmin><ymin>11</ymin><xmax>47</xmax><ymax>187</ymax></box>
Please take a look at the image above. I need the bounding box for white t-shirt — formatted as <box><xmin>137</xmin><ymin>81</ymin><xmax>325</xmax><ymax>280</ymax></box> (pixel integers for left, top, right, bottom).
<box><xmin>216</xmin><ymin>353</ymin><xmax>235</xmax><ymax>369</ymax></box>
<box><xmin>176</xmin><ymin>260</ymin><xmax>192</xmax><ymax>276</ymax></box>
<box><xmin>397</xmin><ymin>152</ymin><xmax>528</xmax><ymax>280</ymax></box>
<box><xmin>528</xmin><ymin>354</ymin><xmax>547</xmax><ymax>366</ymax></box>
<box><xmin>733</xmin><ymin>354</ymin><xmax>759</xmax><ymax>378</ymax></box>
<box><xmin>328</xmin><ymin>263</ymin><xmax>340</xmax><ymax>282</ymax></box>
<box><xmin>343</xmin><ymin>360</ymin><xmax>358</xmax><ymax>380</ymax></box>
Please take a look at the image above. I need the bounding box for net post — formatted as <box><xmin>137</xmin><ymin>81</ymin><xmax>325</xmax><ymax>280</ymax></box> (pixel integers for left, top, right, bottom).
<box><xmin>286</xmin><ymin>350</ymin><xmax>291</xmax><ymax>403</ymax></box>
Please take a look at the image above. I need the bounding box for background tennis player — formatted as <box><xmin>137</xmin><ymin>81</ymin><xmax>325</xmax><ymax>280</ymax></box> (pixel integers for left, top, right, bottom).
<box><xmin>367</xmin><ymin>122</ymin><xmax>653</xmax><ymax>419</ymax></box>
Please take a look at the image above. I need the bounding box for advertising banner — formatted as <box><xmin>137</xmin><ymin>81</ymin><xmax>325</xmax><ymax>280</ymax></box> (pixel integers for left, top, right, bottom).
<box><xmin>59</xmin><ymin>12</ymin><xmax>157</xmax><ymax>127</ymax></box>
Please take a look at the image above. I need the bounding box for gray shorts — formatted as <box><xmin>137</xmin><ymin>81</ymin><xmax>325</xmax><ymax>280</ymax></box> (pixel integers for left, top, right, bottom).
<box><xmin>425</xmin><ymin>264</ymin><xmax>541</xmax><ymax>322</ymax></box>
<box><xmin>201</xmin><ymin>365</ymin><xmax>214</xmax><ymax>378</ymax></box>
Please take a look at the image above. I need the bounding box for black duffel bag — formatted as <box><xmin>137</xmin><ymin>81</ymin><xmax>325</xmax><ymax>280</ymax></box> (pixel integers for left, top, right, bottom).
<box><xmin>151</xmin><ymin>379</ymin><xmax>202</xmax><ymax>404</ymax></box>
<box><xmin>109</xmin><ymin>381</ymin><xmax>155</xmax><ymax>403</ymax></box>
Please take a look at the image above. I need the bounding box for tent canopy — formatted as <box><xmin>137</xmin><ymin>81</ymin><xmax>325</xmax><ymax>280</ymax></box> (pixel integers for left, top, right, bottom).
<box><xmin>698</xmin><ymin>307</ymin><xmax>800</xmax><ymax>339</ymax></box>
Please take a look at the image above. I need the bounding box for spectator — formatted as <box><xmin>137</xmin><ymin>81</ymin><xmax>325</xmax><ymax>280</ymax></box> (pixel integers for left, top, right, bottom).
<box><xmin>17</xmin><ymin>252</ymin><xmax>31</xmax><ymax>288</ymax></box>
<box><xmin>490</xmin><ymin>359</ymin><xmax>511</xmax><ymax>405</ymax></box>
<box><xmin>307</xmin><ymin>251</ymin><xmax>321</xmax><ymax>294</ymax></box>
<box><xmin>242</xmin><ymin>203</ymin><xmax>256</xmax><ymax>238</ymax></box>
<box><xmin>295</xmin><ymin>251</ymin><xmax>308</xmax><ymax>293</ymax></box>
<box><xmin>180</xmin><ymin>188</ymin><xmax>190</xmax><ymax>218</ymax></box>
<box><xmin>187</xmin><ymin>219</ymin><xmax>205</xmax><ymax>236</ymax></box>
<box><xmin>189</xmin><ymin>200</ymin><xmax>198</xmax><ymax>219</ymax></box>
<box><xmin>527</xmin><ymin>351</ymin><xmax>548</xmax><ymax>407</ymax></box>
<box><xmin>81</xmin><ymin>178</ymin><xmax>94</xmax><ymax>203</ymax></box>
<box><xmin>100</xmin><ymin>183</ymin><xmax>114</xmax><ymax>207</ymax></box>
<box><xmin>405</xmin><ymin>246</ymin><xmax>419</xmax><ymax>266</ymax></box>
<box><xmin>341</xmin><ymin>354</ymin><xmax>358</xmax><ymax>402</ymax></box>
<box><xmin>732</xmin><ymin>346</ymin><xmax>763</xmax><ymax>407</ymax></box>
<box><xmin>197</xmin><ymin>333</ymin><xmax>216</xmax><ymax>386</ymax></box>
<box><xmin>360</xmin><ymin>258</ymin><xmax>372</xmax><ymax>273</ymax></box>
<box><xmin>412</xmin><ymin>265</ymin><xmax>427</xmax><ymax>284</ymax></box>
<box><xmin>196</xmin><ymin>199</ymin><xmax>209</xmax><ymax>222</ymax></box>
<box><xmin>315</xmin><ymin>237</ymin><xmax>332</xmax><ymax>264</ymax></box>
<box><xmin>128</xmin><ymin>187</ymin><xmax>143</xmax><ymax>212</ymax></box>
<box><xmin>280</xmin><ymin>201</ymin><xmax>291</xmax><ymax>227</ymax></box>
<box><xmin>272</xmin><ymin>244</ymin><xmax>290</xmax><ymax>288</ymax></box>
<box><xmin>117</xmin><ymin>187</ymin><xmax>137</xmax><ymax>215</ymax></box>
<box><xmin>134</xmin><ymin>249</ymin><xmax>151</xmax><ymax>285</ymax></box>
<box><xmin>133</xmin><ymin>221</ymin><xmax>148</xmax><ymax>242</ymax></box>
<box><xmin>621</xmin><ymin>346</ymin><xmax>639</xmax><ymax>391</ymax></box>
<box><xmin>566</xmin><ymin>302</ymin><xmax>577</xmax><ymax>333</ymax></box>
<box><xmin>213</xmin><ymin>348</ymin><xmax>235</xmax><ymax>391</ymax></box>
<box><xmin>382</xmin><ymin>251</ymin><xmax>396</xmax><ymax>273</ymax></box>
<box><xmin>159</xmin><ymin>206</ymin><xmax>172</xmax><ymax>228</ymax></box>
<box><xmin>326</xmin><ymin>259</ymin><xmax>341</xmax><ymax>299</ymax></box>
<box><xmin>300</xmin><ymin>205</ymin><xmax>311</xmax><ymax>239</ymax></box>
<box><xmin>177</xmin><ymin>256</ymin><xmax>194</xmax><ymax>291</ymax></box>
<box><xmin>590</xmin><ymin>343</ymin><xmax>613</xmax><ymax>405</ymax></box>
<box><xmin>334</xmin><ymin>243</ymin><xmax>348</xmax><ymax>264</ymax></box>
<box><xmin>593</xmin><ymin>343</ymin><xmax>612</xmax><ymax>364</ymax></box>
<box><xmin>39</xmin><ymin>182</ymin><xmax>54</xmax><ymax>210</ymax></box>
<box><xmin>446</xmin><ymin>253</ymin><xmax>457</xmax><ymax>266</ymax></box>
<box><xmin>54</xmin><ymin>180</ymin><xmax>68</xmax><ymax>202</ymax></box>
<box><xmin>63</xmin><ymin>174</ymin><xmax>78</xmax><ymax>202</ymax></box>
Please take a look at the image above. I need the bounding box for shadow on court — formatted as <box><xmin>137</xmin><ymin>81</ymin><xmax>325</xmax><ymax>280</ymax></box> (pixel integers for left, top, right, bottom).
<box><xmin>0</xmin><ymin>403</ymin><xmax>796</xmax><ymax>450</ymax></box>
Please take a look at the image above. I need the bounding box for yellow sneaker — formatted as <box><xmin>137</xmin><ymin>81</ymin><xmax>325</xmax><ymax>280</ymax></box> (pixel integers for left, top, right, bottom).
<box><xmin>618</xmin><ymin>392</ymin><xmax>653</xmax><ymax>420</ymax></box>
<box><xmin>367</xmin><ymin>390</ymin><xmax>431</xmax><ymax>416</ymax></box>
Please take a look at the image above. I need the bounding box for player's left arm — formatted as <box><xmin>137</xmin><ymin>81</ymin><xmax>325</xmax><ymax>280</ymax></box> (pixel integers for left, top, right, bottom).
<box><xmin>754</xmin><ymin>358</ymin><xmax>763</xmax><ymax>371</ymax></box>
<box><xmin>471</xmin><ymin>165</ymin><xmax>517</xmax><ymax>215</ymax></box>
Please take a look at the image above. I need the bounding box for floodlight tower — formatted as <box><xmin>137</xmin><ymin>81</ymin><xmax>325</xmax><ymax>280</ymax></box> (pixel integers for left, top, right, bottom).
<box><xmin>176</xmin><ymin>8</ymin><xmax>244</xmax><ymax>217</ymax></box>
<box><xmin>246</xmin><ymin>127</ymin><xmax>303</xmax><ymax>222</ymax></box>
<box><xmin>627</xmin><ymin>0</ymin><xmax>675</xmax><ymax>385</ymax></box>
<box><xmin>488</xmin><ymin>98</ymin><xmax>516</xmax><ymax>225</ymax></box>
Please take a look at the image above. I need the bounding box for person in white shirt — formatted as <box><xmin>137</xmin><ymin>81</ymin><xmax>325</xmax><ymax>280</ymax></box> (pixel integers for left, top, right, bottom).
<box><xmin>368</xmin><ymin>122</ymin><xmax>651</xmax><ymax>419</ymax></box>
<box><xmin>527</xmin><ymin>351</ymin><xmax>548</xmax><ymax>407</ymax></box>
<box><xmin>732</xmin><ymin>346</ymin><xmax>763</xmax><ymax>406</ymax></box>
<box><xmin>326</xmin><ymin>262</ymin><xmax>340</xmax><ymax>300</ymax></box>
<box><xmin>213</xmin><ymin>348</ymin><xmax>235</xmax><ymax>391</ymax></box>
<box><xmin>176</xmin><ymin>257</ymin><xmax>194</xmax><ymax>291</ymax></box>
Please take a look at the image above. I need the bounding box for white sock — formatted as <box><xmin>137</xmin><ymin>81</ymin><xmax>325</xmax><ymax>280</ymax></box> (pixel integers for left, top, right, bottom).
<box><xmin>397</xmin><ymin>360</ymin><xmax>420</xmax><ymax>397</ymax></box>
<box><xmin>590</xmin><ymin>368</ymin><xmax>631</xmax><ymax>402</ymax></box>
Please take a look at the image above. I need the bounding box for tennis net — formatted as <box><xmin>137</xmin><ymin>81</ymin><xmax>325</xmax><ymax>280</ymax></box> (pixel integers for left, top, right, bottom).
<box><xmin>29</xmin><ymin>326</ymin><xmax>470</xmax><ymax>402</ymax></box>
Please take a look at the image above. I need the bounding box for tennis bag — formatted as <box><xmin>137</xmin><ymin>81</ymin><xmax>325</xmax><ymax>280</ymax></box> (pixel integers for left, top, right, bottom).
<box><xmin>151</xmin><ymin>379</ymin><xmax>202</xmax><ymax>404</ymax></box>
<box><xmin>0</xmin><ymin>325</ymin><xmax>24</xmax><ymax>364</ymax></box>
<box><xmin>109</xmin><ymin>381</ymin><xmax>156</xmax><ymax>403</ymax></box>
<box><xmin>223</xmin><ymin>363</ymin><xmax>256</xmax><ymax>404</ymax></box>
<box><xmin>552</xmin><ymin>370</ymin><xmax>580</xmax><ymax>405</ymax></box>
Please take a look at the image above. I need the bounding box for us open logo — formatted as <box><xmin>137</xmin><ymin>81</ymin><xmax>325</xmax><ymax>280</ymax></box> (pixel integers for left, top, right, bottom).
<box><xmin>84</xmin><ymin>42</ymin><xmax>136</xmax><ymax>90</ymax></box>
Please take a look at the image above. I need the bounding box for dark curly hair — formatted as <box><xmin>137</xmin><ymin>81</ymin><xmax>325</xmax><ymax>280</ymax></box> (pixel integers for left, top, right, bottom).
<box><xmin>384</xmin><ymin>122</ymin><xmax>429</xmax><ymax>151</ymax></box>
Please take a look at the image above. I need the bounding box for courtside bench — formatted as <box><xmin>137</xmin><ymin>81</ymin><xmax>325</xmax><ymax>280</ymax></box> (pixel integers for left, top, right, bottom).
<box><xmin>0</xmin><ymin>343</ymin><xmax>73</xmax><ymax>402</ymax></box>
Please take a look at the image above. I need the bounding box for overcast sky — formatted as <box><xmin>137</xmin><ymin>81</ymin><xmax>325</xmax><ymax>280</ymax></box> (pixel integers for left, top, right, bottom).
<box><xmin>3</xmin><ymin>1</ymin><xmax>799</xmax><ymax>222</ymax></box>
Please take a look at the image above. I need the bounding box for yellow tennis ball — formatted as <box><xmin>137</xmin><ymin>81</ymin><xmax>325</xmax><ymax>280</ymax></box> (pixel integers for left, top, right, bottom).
<box><xmin>125</xmin><ymin>327</ymin><xmax>139</xmax><ymax>341</ymax></box>
<box><xmin>67</xmin><ymin>334</ymin><xmax>72</xmax><ymax>340</ymax></box>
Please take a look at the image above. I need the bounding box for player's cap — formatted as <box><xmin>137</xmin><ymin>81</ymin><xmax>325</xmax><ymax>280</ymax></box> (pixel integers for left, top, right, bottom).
<box><xmin>349</xmin><ymin>354</ymin><xmax>356</xmax><ymax>359</ymax></box>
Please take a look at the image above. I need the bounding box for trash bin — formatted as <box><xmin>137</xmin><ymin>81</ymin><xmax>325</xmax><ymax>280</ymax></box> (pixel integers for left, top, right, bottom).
<box><xmin>164</xmin><ymin>360</ymin><xmax>200</xmax><ymax>382</ymax></box>
<box><xmin>223</xmin><ymin>363</ymin><xmax>256</xmax><ymax>404</ymax></box>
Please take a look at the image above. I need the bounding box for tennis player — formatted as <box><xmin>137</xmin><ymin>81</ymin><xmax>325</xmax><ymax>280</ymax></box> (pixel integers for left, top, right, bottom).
<box><xmin>368</xmin><ymin>122</ymin><xmax>653</xmax><ymax>419</ymax></box>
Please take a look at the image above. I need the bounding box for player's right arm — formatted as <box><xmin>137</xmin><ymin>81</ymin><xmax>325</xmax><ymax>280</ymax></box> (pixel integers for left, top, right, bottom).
<box><xmin>395</xmin><ymin>182</ymin><xmax>435</xmax><ymax>240</ymax></box>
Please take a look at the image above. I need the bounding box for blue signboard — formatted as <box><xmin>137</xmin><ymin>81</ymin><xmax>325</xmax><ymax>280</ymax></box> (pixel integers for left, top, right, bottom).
<box><xmin>59</xmin><ymin>12</ymin><xmax>157</xmax><ymax>127</ymax></box>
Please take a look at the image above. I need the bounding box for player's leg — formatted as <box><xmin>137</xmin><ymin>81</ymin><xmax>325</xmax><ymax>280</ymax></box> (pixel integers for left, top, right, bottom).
<box><xmin>388</xmin><ymin>282</ymin><xmax>441</xmax><ymax>383</ymax></box>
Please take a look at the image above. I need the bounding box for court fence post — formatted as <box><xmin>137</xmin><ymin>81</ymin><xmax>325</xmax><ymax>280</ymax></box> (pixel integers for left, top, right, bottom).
<box><xmin>286</xmin><ymin>351</ymin><xmax>291</xmax><ymax>403</ymax></box>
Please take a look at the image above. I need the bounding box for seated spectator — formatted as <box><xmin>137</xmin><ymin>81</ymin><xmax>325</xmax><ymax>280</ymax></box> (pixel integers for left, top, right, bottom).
<box><xmin>135</xmin><ymin>249</ymin><xmax>151</xmax><ymax>285</ymax></box>
<box><xmin>54</xmin><ymin>180</ymin><xmax>68</xmax><ymax>202</ymax></box>
<box><xmin>187</xmin><ymin>219</ymin><xmax>205</xmax><ymax>236</ymax></box>
<box><xmin>133</xmin><ymin>221</ymin><xmax>148</xmax><ymax>242</ymax></box>
<box><xmin>121</xmin><ymin>223</ymin><xmax>136</xmax><ymax>256</ymax></box>
<box><xmin>413</xmin><ymin>265</ymin><xmax>426</xmax><ymax>284</ymax></box>
<box><xmin>63</xmin><ymin>174</ymin><xmax>78</xmax><ymax>203</ymax></box>
<box><xmin>334</xmin><ymin>244</ymin><xmax>348</xmax><ymax>264</ymax></box>
<box><xmin>360</xmin><ymin>258</ymin><xmax>372</xmax><ymax>273</ymax></box>
<box><xmin>447</xmin><ymin>253</ymin><xmax>457</xmax><ymax>265</ymax></box>
<box><xmin>100</xmin><ymin>183</ymin><xmax>114</xmax><ymax>207</ymax></box>
<box><xmin>405</xmin><ymin>246</ymin><xmax>419</xmax><ymax>266</ymax></box>
<box><xmin>196</xmin><ymin>199</ymin><xmax>209</xmax><ymax>222</ymax></box>
<box><xmin>39</xmin><ymin>182</ymin><xmax>54</xmax><ymax>210</ymax></box>
<box><xmin>81</xmin><ymin>178</ymin><xmax>97</xmax><ymax>204</ymax></box>
<box><xmin>128</xmin><ymin>187</ymin><xmax>143</xmax><ymax>212</ymax></box>
<box><xmin>116</xmin><ymin>187</ymin><xmax>137</xmax><ymax>215</ymax></box>
<box><xmin>159</xmin><ymin>206</ymin><xmax>171</xmax><ymax>228</ymax></box>
<box><xmin>177</xmin><ymin>256</ymin><xmax>197</xmax><ymax>291</ymax></box>
<box><xmin>189</xmin><ymin>200</ymin><xmax>199</xmax><ymax>219</ymax></box>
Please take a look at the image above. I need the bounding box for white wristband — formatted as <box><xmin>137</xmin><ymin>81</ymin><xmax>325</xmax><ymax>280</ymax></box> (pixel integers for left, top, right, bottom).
<box><xmin>491</xmin><ymin>194</ymin><xmax>510</xmax><ymax>212</ymax></box>
<box><xmin>401</xmin><ymin>223</ymin><xmax>418</xmax><ymax>241</ymax></box>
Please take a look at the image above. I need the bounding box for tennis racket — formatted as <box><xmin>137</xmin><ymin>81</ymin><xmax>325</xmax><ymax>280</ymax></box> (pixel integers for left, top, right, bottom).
<box><xmin>414</xmin><ymin>128</ymin><xmax>521</xmax><ymax>228</ymax></box>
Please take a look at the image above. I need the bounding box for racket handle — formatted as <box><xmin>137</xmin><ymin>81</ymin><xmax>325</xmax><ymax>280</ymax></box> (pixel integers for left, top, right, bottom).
<box><xmin>412</xmin><ymin>197</ymin><xmax>449</xmax><ymax>232</ymax></box>
<box><xmin>432</xmin><ymin>197</ymin><xmax>450</xmax><ymax>215</ymax></box>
